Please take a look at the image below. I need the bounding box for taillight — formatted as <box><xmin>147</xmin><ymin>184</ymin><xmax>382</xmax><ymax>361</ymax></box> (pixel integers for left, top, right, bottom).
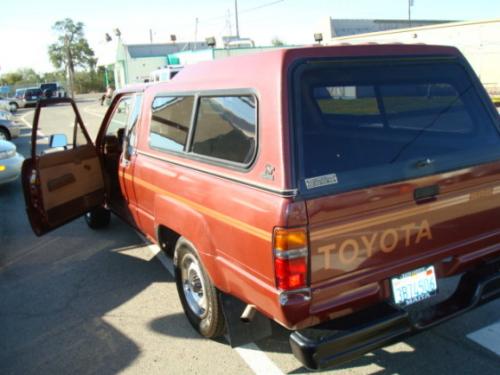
<box><xmin>273</xmin><ymin>227</ymin><xmax>309</xmax><ymax>290</ymax></box>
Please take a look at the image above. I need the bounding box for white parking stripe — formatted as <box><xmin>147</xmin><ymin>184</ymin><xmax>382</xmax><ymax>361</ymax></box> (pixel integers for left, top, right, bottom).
<box><xmin>146</xmin><ymin>243</ymin><xmax>174</xmax><ymax>275</ymax></box>
<box><xmin>144</xmin><ymin>242</ymin><xmax>284</xmax><ymax>375</ymax></box>
<box><xmin>235</xmin><ymin>343</ymin><xmax>285</xmax><ymax>375</ymax></box>
<box><xmin>467</xmin><ymin>321</ymin><xmax>500</xmax><ymax>356</ymax></box>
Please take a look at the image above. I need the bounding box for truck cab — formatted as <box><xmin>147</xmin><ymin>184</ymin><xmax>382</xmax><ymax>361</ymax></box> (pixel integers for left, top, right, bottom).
<box><xmin>22</xmin><ymin>44</ymin><xmax>500</xmax><ymax>370</ymax></box>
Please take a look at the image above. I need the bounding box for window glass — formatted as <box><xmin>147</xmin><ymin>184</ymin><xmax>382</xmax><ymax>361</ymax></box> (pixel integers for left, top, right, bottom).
<box><xmin>106</xmin><ymin>96</ymin><xmax>132</xmax><ymax>137</ymax></box>
<box><xmin>297</xmin><ymin>61</ymin><xmax>500</xmax><ymax>193</ymax></box>
<box><xmin>191</xmin><ymin>96</ymin><xmax>256</xmax><ymax>164</ymax></box>
<box><xmin>149</xmin><ymin>96</ymin><xmax>194</xmax><ymax>152</ymax></box>
<box><xmin>125</xmin><ymin>94</ymin><xmax>143</xmax><ymax>157</ymax></box>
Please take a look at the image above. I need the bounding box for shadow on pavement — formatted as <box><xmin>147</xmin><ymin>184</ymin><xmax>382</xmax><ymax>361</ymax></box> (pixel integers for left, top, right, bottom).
<box><xmin>0</xmin><ymin>217</ymin><xmax>173</xmax><ymax>375</ymax></box>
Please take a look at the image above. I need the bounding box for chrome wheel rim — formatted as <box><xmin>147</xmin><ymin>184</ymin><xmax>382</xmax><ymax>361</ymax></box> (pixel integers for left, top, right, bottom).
<box><xmin>0</xmin><ymin>132</ymin><xmax>7</xmax><ymax>141</ymax></box>
<box><xmin>181</xmin><ymin>253</ymin><xmax>207</xmax><ymax>318</ymax></box>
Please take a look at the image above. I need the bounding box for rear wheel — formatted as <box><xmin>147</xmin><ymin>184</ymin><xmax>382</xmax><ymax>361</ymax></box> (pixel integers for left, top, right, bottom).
<box><xmin>0</xmin><ymin>128</ymin><xmax>10</xmax><ymax>141</ymax></box>
<box><xmin>174</xmin><ymin>238</ymin><xmax>225</xmax><ymax>338</ymax></box>
<box><xmin>84</xmin><ymin>206</ymin><xmax>111</xmax><ymax>229</ymax></box>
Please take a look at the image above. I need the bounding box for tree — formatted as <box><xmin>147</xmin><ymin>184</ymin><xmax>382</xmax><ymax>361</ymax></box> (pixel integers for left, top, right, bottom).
<box><xmin>17</xmin><ymin>68</ymin><xmax>41</xmax><ymax>84</ymax></box>
<box><xmin>271</xmin><ymin>37</ymin><xmax>285</xmax><ymax>47</ymax></box>
<box><xmin>0</xmin><ymin>72</ymin><xmax>23</xmax><ymax>86</ymax></box>
<box><xmin>48</xmin><ymin>18</ymin><xmax>97</xmax><ymax>98</ymax></box>
<box><xmin>0</xmin><ymin>68</ymin><xmax>41</xmax><ymax>87</ymax></box>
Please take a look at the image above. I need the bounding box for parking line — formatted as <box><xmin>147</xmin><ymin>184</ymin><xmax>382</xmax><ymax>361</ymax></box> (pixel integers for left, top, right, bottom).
<box><xmin>144</xmin><ymin>242</ymin><xmax>285</xmax><ymax>375</ymax></box>
<box><xmin>467</xmin><ymin>321</ymin><xmax>500</xmax><ymax>356</ymax></box>
<box><xmin>235</xmin><ymin>343</ymin><xmax>284</xmax><ymax>375</ymax></box>
<box><xmin>18</xmin><ymin>110</ymin><xmax>45</xmax><ymax>138</ymax></box>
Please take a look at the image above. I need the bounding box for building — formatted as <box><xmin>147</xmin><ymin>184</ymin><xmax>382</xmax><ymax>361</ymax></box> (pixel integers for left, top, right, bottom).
<box><xmin>169</xmin><ymin>45</ymin><xmax>291</xmax><ymax>66</ymax></box>
<box><xmin>114</xmin><ymin>40</ymin><xmax>207</xmax><ymax>89</ymax></box>
<box><xmin>321</xmin><ymin>18</ymin><xmax>456</xmax><ymax>39</ymax></box>
<box><xmin>325</xmin><ymin>19</ymin><xmax>500</xmax><ymax>95</ymax></box>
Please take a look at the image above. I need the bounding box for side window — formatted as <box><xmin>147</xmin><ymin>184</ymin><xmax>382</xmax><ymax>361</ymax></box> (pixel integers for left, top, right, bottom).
<box><xmin>106</xmin><ymin>96</ymin><xmax>132</xmax><ymax>137</ymax></box>
<box><xmin>124</xmin><ymin>94</ymin><xmax>143</xmax><ymax>158</ymax></box>
<box><xmin>149</xmin><ymin>96</ymin><xmax>194</xmax><ymax>152</ymax></box>
<box><xmin>191</xmin><ymin>96</ymin><xmax>257</xmax><ymax>165</ymax></box>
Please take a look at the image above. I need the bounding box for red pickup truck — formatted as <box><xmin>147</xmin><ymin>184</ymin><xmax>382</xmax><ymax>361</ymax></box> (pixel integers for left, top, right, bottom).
<box><xmin>22</xmin><ymin>44</ymin><xmax>500</xmax><ymax>369</ymax></box>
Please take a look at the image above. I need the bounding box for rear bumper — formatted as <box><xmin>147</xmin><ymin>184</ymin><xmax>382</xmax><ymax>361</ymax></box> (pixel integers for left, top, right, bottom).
<box><xmin>290</xmin><ymin>258</ymin><xmax>500</xmax><ymax>370</ymax></box>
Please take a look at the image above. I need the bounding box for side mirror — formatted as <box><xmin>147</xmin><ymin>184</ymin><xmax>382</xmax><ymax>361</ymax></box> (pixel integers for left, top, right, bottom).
<box><xmin>49</xmin><ymin>134</ymin><xmax>68</xmax><ymax>149</ymax></box>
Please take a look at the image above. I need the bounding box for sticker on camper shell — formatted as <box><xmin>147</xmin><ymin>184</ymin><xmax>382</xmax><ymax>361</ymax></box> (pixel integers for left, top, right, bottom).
<box><xmin>305</xmin><ymin>173</ymin><xmax>338</xmax><ymax>189</ymax></box>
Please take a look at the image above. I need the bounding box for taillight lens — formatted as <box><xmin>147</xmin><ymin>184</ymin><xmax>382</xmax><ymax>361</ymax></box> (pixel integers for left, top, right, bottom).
<box><xmin>273</xmin><ymin>227</ymin><xmax>309</xmax><ymax>291</ymax></box>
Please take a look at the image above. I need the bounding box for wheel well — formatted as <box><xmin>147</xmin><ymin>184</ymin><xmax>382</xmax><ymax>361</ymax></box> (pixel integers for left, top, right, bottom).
<box><xmin>0</xmin><ymin>126</ymin><xmax>11</xmax><ymax>139</ymax></box>
<box><xmin>157</xmin><ymin>225</ymin><xmax>180</xmax><ymax>258</ymax></box>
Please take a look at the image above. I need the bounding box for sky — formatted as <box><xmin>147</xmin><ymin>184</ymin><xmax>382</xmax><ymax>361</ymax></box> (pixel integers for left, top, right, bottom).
<box><xmin>1</xmin><ymin>0</ymin><xmax>499</xmax><ymax>74</ymax></box>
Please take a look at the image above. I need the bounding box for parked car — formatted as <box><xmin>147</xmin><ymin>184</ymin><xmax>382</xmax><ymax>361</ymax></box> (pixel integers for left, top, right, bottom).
<box><xmin>21</xmin><ymin>45</ymin><xmax>500</xmax><ymax>370</ymax></box>
<box><xmin>0</xmin><ymin>118</ymin><xmax>22</xmax><ymax>140</ymax></box>
<box><xmin>40</xmin><ymin>82</ymin><xmax>66</xmax><ymax>98</ymax></box>
<box><xmin>11</xmin><ymin>87</ymin><xmax>43</xmax><ymax>108</ymax></box>
<box><xmin>0</xmin><ymin>110</ymin><xmax>13</xmax><ymax>121</ymax></box>
<box><xmin>0</xmin><ymin>96</ymin><xmax>18</xmax><ymax>112</ymax></box>
<box><xmin>0</xmin><ymin>140</ymin><xmax>24</xmax><ymax>185</ymax></box>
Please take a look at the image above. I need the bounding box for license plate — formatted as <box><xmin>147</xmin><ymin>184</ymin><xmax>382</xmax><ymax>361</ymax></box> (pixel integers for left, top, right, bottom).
<box><xmin>390</xmin><ymin>265</ymin><xmax>437</xmax><ymax>307</ymax></box>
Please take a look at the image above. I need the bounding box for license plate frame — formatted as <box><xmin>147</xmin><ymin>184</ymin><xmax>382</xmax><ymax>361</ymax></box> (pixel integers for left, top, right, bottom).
<box><xmin>390</xmin><ymin>265</ymin><xmax>437</xmax><ymax>307</ymax></box>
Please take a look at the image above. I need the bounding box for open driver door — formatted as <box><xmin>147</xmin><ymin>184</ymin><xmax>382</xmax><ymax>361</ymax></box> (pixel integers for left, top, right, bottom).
<box><xmin>22</xmin><ymin>98</ymin><xmax>105</xmax><ymax>236</ymax></box>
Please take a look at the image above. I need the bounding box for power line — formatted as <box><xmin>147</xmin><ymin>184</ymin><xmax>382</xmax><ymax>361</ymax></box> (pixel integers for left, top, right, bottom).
<box><xmin>240</xmin><ymin>0</ymin><xmax>285</xmax><ymax>15</ymax></box>
<box><xmin>198</xmin><ymin>0</ymin><xmax>285</xmax><ymax>24</ymax></box>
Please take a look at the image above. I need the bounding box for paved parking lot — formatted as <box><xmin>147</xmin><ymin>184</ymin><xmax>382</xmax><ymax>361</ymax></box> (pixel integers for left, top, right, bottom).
<box><xmin>1</xmin><ymin>97</ymin><xmax>499</xmax><ymax>374</ymax></box>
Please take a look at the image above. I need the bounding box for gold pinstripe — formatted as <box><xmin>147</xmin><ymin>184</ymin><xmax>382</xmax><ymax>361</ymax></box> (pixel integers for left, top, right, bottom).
<box><xmin>119</xmin><ymin>172</ymin><xmax>272</xmax><ymax>242</ymax></box>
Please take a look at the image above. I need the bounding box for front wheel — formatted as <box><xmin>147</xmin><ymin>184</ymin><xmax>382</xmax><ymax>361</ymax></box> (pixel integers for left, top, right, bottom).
<box><xmin>174</xmin><ymin>238</ymin><xmax>225</xmax><ymax>338</ymax></box>
<box><xmin>84</xmin><ymin>206</ymin><xmax>111</xmax><ymax>229</ymax></box>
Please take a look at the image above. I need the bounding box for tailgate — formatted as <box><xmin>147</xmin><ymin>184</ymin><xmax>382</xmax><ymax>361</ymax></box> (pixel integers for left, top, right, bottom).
<box><xmin>308</xmin><ymin>163</ymin><xmax>500</xmax><ymax>286</ymax></box>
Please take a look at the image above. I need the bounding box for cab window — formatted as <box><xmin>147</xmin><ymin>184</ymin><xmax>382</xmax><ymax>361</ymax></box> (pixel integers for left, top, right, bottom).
<box><xmin>149</xmin><ymin>96</ymin><xmax>194</xmax><ymax>153</ymax></box>
<box><xmin>191</xmin><ymin>96</ymin><xmax>257</xmax><ymax>165</ymax></box>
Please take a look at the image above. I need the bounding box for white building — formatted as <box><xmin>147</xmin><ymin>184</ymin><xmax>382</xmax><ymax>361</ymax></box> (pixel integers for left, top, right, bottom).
<box><xmin>325</xmin><ymin>19</ymin><xmax>500</xmax><ymax>95</ymax></box>
<box><xmin>320</xmin><ymin>18</ymin><xmax>455</xmax><ymax>38</ymax></box>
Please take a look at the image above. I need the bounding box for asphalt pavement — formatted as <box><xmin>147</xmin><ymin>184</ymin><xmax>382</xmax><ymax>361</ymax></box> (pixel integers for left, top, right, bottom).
<box><xmin>1</xmin><ymin>96</ymin><xmax>499</xmax><ymax>374</ymax></box>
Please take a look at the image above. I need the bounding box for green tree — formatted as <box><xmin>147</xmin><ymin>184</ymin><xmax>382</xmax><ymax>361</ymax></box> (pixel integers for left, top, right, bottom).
<box><xmin>271</xmin><ymin>37</ymin><xmax>285</xmax><ymax>47</ymax></box>
<box><xmin>0</xmin><ymin>72</ymin><xmax>23</xmax><ymax>86</ymax></box>
<box><xmin>48</xmin><ymin>18</ymin><xmax>97</xmax><ymax>98</ymax></box>
<box><xmin>17</xmin><ymin>68</ymin><xmax>41</xmax><ymax>84</ymax></box>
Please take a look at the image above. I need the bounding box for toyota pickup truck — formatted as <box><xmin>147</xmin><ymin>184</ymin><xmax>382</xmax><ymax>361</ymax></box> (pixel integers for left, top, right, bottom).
<box><xmin>22</xmin><ymin>44</ymin><xmax>500</xmax><ymax>369</ymax></box>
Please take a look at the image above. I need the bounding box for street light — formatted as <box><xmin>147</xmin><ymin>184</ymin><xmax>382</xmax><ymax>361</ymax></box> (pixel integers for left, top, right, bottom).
<box><xmin>314</xmin><ymin>33</ymin><xmax>323</xmax><ymax>44</ymax></box>
<box><xmin>113</xmin><ymin>28</ymin><xmax>121</xmax><ymax>38</ymax></box>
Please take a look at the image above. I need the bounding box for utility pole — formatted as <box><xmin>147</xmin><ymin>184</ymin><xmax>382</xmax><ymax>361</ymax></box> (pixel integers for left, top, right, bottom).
<box><xmin>149</xmin><ymin>29</ymin><xmax>153</xmax><ymax>43</ymax></box>
<box><xmin>194</xmin><ymin>17</ymin><xmax>199</xmax><ymax>47</ymax></box>
<box><xmin>234</xmin><ymin>0</ymin><xmax>240</xmax><ymax>38</ymax></box>
<box><xmin>408</xmin><ymin>0</ymin><xmax>414</xmax><ymax>27</ymax></box>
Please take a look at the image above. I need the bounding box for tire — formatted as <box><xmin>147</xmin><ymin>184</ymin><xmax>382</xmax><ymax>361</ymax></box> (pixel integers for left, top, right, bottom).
<box><xmin>10</xmin><ymin>102</ymin><xmax>18</xmax><ymax>112</ymax></box>
<box><xmin>84</xmin><ymin>206</ymin><xmax>111</xmax><ymax>229</ymax></box>
<box><xmin>0</xmin><ymin>127</ymin><xmax>10</xmax><ymax>141</ymax></box>
<box><xmin>174</xmin><ymin>238</ymin><xmax>225</xmax><ymax>338</ymax></box>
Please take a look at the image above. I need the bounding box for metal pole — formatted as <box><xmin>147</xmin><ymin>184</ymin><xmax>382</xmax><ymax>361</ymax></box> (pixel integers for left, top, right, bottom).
<box><xmin>235</xmin><ymin>0</ymin><xmax>240</xmax><ymax>38</ymax></box>
<box><xmin>408</xmin><ymin>0</ymin><xmax>412</xmax><ymax>27</ymax></box>
<box><xmin>149</xmin><ymin>29</ymin><xmax>153</xmax><ymax>43</ymax></box>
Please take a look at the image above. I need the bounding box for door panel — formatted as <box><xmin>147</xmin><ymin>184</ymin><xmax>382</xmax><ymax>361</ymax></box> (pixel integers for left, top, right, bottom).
<box><xmin>22</xmin><ymin>98</ymin><xmax>105</xmax><ymax>236</ymax></box>
<box><xmin>38</xmin><ymin>145</ymin><xmax>104</xmax><ymax>213</ymax></box>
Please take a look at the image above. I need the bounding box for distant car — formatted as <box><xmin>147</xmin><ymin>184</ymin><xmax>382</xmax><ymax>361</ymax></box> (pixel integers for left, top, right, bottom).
<box><xmin>12</xmin><ymin>88</ymin><xmax>43</xmax><ymax>108</ymax></box>
<box><xmin>40</xmin><ymin>83</ymin><xmax>66</xmax><ymax>98</ymax></box>
<box><xmin>0</xmin><ymin>118</ymin><xmax>22</xmax><ymax>140</ymax></box>
<box><xmin>0</xmin><ymin>140</ymin><xmax>24</xmax><ymax>185</ymax></box>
